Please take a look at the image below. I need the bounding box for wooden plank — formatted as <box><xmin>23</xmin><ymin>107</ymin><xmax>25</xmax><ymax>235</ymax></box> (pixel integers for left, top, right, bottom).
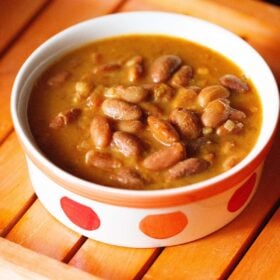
<box><xmin>69</xmin><ymin>239</ymin><xmax>160</xmax><ymax>280</ymax></box>
<box><xmin>0</xmin><ymin>237</ymin><xmax>99</xmax><ymax>280</ymax></box>
<box><xmin>0</xmin><ymin>133</ymin><xmax>35</xmax><ymax>237</ymax></box>
<box><xmin>6</xmin><ymin>200</ymin><xmax>83</xmax><ymax>261</ymax></box>
<box><xmin>0</xmin><ymin>0</ymin><xmax>48</xmax><ymax>54</ymax></box>
<box><xmin>121</xmin><ymin>0</ymin><xmax>280</xmax><ymax>83</ymax></box>
<box><xmin>0</xmin><ymin>0</ymin><xmax>125</xmax><ymax>143</ymax></box>
<box><xmin>142</xmin><ymin>130</ymin><xmax>280</xmax><ymax>279</ymax></box>
<box><xmin>229</xmin><ymin>208</ymin><xmax>280</xmax><ymax>280</ymax></box>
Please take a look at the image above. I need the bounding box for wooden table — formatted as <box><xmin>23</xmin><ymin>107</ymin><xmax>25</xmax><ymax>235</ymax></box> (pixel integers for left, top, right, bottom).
<box><xmin>0</xmin><ymin>1</ymin><xmax>279</xmax><ymax>279</ymax></box>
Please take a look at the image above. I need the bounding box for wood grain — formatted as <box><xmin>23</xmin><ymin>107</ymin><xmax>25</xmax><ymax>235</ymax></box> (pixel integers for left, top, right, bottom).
<box><xmin>69</xmin><ymin>239</ymin><xmax>160</xmax><ymax>280</ymax></box>
<box><xmin>229</xmin><ymin>208</ymin><xmax>280</xmax><ymax>280</ymax></box>
<box><xmin>0</xmin><ymin>237</ymin><xmax>99</xmax><ymax>280</ymax></box>
<box><xmin>142</xmin><ymin>130</ymin><xmax>280</xmax><ymax>279</ymax></box>
<box><xmin>6</xmin><ymin>200</ymin><xmax>82</xmax><ymax>261</ymax></box>
<box><xmin>122</xmin><ymin>0</ymin><xmax>280</xmax><ymax>83</ymax></box>
<box><xmin>0</xmin><ymin>0</ymin><xmax>125</xmax><ymax>144</ymax></box>
<box><xmin>0</xmin><ymin>0</ymin><xmax>48</xmax><ymax>55</ymax></box>
<box><xmin>0</xmin><ymin>133</ymin><xmax>35</xmax><ymax>237</ymax></box>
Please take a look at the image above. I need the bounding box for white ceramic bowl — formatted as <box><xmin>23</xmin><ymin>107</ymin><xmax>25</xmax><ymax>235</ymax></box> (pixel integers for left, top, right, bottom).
<box><xmin>11</xmin><ymin>12</ymin><xmax>279</xmax><ymax>248</ymax></box>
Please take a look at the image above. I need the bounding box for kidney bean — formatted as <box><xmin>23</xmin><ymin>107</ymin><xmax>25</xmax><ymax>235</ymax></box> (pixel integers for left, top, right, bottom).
<box><xmin>169</xmin><ymin>108</ymin><xmax>201</xmax><ymax>139</ymax></box>
<box><xmin>104</xmin><ymin>86</ymin><xmax>148</xmax><ymax>103</ymax></box>
<box><xmin>147</xmin><ymin>116</ymin><xmax>180</xmax><ymax>145</ymax></box>
<box><xmin>126</xmin><ymin>56</ymin><xmax>144</xmax><ymax>82</ymax></box>
<box><xmin>143</xmin><ymin>143</ymin><xmax>186</xmax><ymax>171</ymax></box>
<box><xmin>93</xmin><ymin>62</ymin><xmax>121</xmax><ymax>73</ymax></box>
<box><xmin>201</xmin><ymin>98</ymin><xmax>231</xmax><ymax>128</ymax></box>
<box><xmin>49</xmin><ymin>108</ymin><xmax>81</xmax><ymax>129</ymax></box>
<box><xmin>151</xmin><ymin>55</ymin><xmax>182</xmax><ymax>83</ymax></box>
<box><xmin>216</xmin><ymin>120</ymin><xmax>244</xmax><ymax>136</ymax></box>
<box><xmin>86</xmin><ymin>87</ymin><xmax>104</xmax><ymax>109</ymax></box>
<box><xmin>112</xmin><ymin>131</ymin><xmax>142</xmax><ymax>157</ymax></box>
<box><xmin>229</xmin><ymin>108</ymin><xmax>246</xmax><ymax>120</ymax></box>
<box><xmin>198</xmin><ymin>85</ymin><xmax>230</xmax><ymax>107</ymax></box>
<box><xmin>85</xmin><ymin>150</ymin><xmax>121</xmax><ymax>169</ymax></box>
<box><xmin>219</xmin><ymin>74</ymin><xmax>249</xmax><ymax>93</ymax></box>
<box><xmin>166</xmin><ymin>158</ymin><xmax>210</xmax><ymax>179</ymax></box>
<box><xmin>170</xmin><ymin>65</ymin><xmax>193</xmax><ymax>88</ymax></box>
<box><xmin>126</xmin><ymin>56</ymin><xmax>143</xmax><ymax>67</ymax></box>
<box><xmin>90</xmin><ymin>115</ymin><xmax>112</xmax><ymax>148</ymax></box>
<box><xmin>102</xmin><ymin>99</ymin><xmax>142</xmax><ymax>120</ymax></box>
<box><xmin>47</xmin><ymin>71</ymin><xmax>71</xmax><ymax>87</ymax></box>
<box><xmin>153</xmin><ymin>83</ymin><xmax>174</xmax><ymax>102</ymax></box>
<box><xmin>172</xmin><ymin>87</ymin><xmax>198</xmax><ymax>110</ymax></box>
<box><xmin>115</xmin><ymin>120</ymin><xmax>144</xmax><ymax>134</ymax></box>
<box><xmin>111</xmin><ymin>167</ymin><xmax>147</xmax><ymax>189</ymax></box>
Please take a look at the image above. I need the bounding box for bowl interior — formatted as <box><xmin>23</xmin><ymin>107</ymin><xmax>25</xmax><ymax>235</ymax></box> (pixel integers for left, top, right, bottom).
<box><xmin>12</xmin><ymin>12</ymin><xmax>279</xmax><ymax>196</ymax></box>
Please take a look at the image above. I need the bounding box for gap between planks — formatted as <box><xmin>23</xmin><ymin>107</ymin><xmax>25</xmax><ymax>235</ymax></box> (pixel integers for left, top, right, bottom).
<box><xmin>221</xmin><ymin>199</ymin><xmax>280</xmax><ymax>279</ymax></box>
<box><xmin>0</xmin><ymin>0</ymin><xmax>51</xmax><ymax>59</ymax></box>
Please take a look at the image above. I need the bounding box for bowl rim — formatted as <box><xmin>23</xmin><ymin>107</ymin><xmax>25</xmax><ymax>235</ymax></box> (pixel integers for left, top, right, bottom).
<box><xmin>11</xmin><ymin>11</ymin><xmax>280</xmax><ymax>208</ymax></box>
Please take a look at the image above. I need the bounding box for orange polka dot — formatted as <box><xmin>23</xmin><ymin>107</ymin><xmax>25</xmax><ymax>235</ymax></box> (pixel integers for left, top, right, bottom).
<box><xmin>140</xmin><ymin>211</ymin><xmax>188</xmax><ymax>239</ymax></box>
<box><xmin>227</xmin><ymin>173</ymin><xmax>257</xmax><ymax>212</ymax></box>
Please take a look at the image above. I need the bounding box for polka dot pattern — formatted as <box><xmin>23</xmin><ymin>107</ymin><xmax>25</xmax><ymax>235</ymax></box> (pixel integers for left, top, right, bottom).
<box><xmin>139</xmin><ymin>211</ymin><xmax>188</xmax><ymax>239</ymax></box>
<box><xmin>61</xmin><ymin>197</ymin><xmax>100</xmax><ymax>230</ymax></box>
<box><xmin>227</xmin><ymin>173</ymin><xmax>256</xmax><ymax>212</ymax></box>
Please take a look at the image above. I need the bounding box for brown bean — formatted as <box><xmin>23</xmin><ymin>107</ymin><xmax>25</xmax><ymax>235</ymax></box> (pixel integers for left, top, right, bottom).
<box><xmin>201</xmin><ymin>98</ymin><xmax>231</xmax><ymax>128</ymax></box>
<box><xmin>229</xmin><ymin>108</ymin><xmax>246</xmax><ymax>120</ymax></box>
<box><xmin>47</xmin><ymin>71</ymin><xmax>70</xmax><ymax>87</ymax></box>
<box><xmin>102</xmin><ymin>99</ymin><xmax>142</xmax><ymax>120</ymax></box>
<box><xmin>216</xmin><ymin>120</ymin><xmax>244</xmax><ymax>136</ymax></box>
<box><xmin>153</xmin><ymin>83</ymin><xmax>174</xmax><ymax>102</ymax></box>
<box><xmin>90</xmin><ymin>116</ymin><xmax>112</xmax><ymax>148</ymax></box>
<box><xmin>49</xmin><ymin>108</ymin><xmax>81</xmax><ymax>129</ymax></box>
<box><xmin>111</xmin><ymin>168</ymin><xmax>146</xmax><ymax>189</ymax></box>
<box><xmin>147</xmin><ymin>116</ymin><xmax>180</xmax><ymax>145</ymax></box>
<box><xmin>128</xmin><ymin>65</ymin><xmax>144</xmax><ymax>82</ymax></box>
<box><xmin>126</xmin><ymin>56</ymin><xmax>144</xmax><ymax>82</ymax></box>
<box><xmin>112</xmin><ymin>131</ymin><xmax>142</xmax><ymax>157</ymax></box>
<box><xmin>86</xmin><ymin>87</ymin><xmax>104</xmax><ymax>109</ymax></box>
<box><xmin>198</xmin><ymin>85</ymin><xmax>230</xmax><ymax>107</ymax></box>
<box><xmin>172</xmin><ymin>87</ymin><xmax>198</xmax><ymax>110</ymax></box>
<box><xmin>143</xmin><ymin>143</ymin><xmax>186</xmax><ymax>171</ymax></box>
<box><xmin>219</xmin><ymin>74</ymin><xmax>249</xmax><ymax>93</ymax></box>
<box><xmin>115</xmin><ymin>120</ymin><xmax>144</xmax><ymax>134</ymax></box>
<box><xmin>166</xmin><ymin>158</ymin><xmax>210</xmax><ymax>179</ymax></box>
<box><xmin>85</xmin><ymin>150</ymin><xmax>121</xmax><ymax>169</ymax></box>
<box><xmin>151</xmin><ymin>55</ymin><xmax>182</xmax><ymax>83</ymax></box>
<box><xmin>104</xmin><ymin>86</ymin><xmax>148</xmax><ymax>103</ymax></box>
<box><xmin>170</xmin><ymin>65</ymin><xmax>193</xmax><ymax>88</ymax></box>
<box><xmin>126</xmin><ymin>56</ymin><xmax>143</xmax><ymax>67</ymax></box>
<box><xmin>93</xmin><ymin>62</ymin><xmax>121</xmax><ymax>73</ymax></box>
<box><xmin>169</xmin><ymin>108</ymin><xmax>201</xmax><ymax>139</ymax></box>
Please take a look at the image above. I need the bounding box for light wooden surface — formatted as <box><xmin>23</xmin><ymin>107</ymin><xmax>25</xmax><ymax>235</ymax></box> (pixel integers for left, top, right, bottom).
<box><xmin>229</xmin><ymin>208</ymin><xmax>280</xmax><ymax>280</ymax></box>
<box><xmin>0</xmin><ymin>0</ymin><xmax>279</xmax><ymax>279</ymax></box>
<box><xmin>0</xmin><ymin>237</ymin><xmax>98</xmax><ymax>280</ymax></box>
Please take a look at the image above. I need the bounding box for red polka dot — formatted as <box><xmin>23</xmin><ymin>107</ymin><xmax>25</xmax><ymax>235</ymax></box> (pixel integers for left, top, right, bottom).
<box><xmin>61</xmin><ymin>197</ymin><xmax>100</xmax><ymax>230</ymax></box>
<box><xmin>227</xmin><ymin>173</ymin><xmax>257</xmax><ymax>212</ymax></box>
<box><xmin>140</xmin><ymin>211</ymin><xmax>188</xmax><ymax>239</ymax></box>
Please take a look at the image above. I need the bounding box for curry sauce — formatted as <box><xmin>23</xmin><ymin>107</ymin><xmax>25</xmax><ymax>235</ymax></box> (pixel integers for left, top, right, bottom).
<box><xmin>28</xmin><ymin>35</ymin><xmax>262</xmax><ymax>190</ymax></box>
